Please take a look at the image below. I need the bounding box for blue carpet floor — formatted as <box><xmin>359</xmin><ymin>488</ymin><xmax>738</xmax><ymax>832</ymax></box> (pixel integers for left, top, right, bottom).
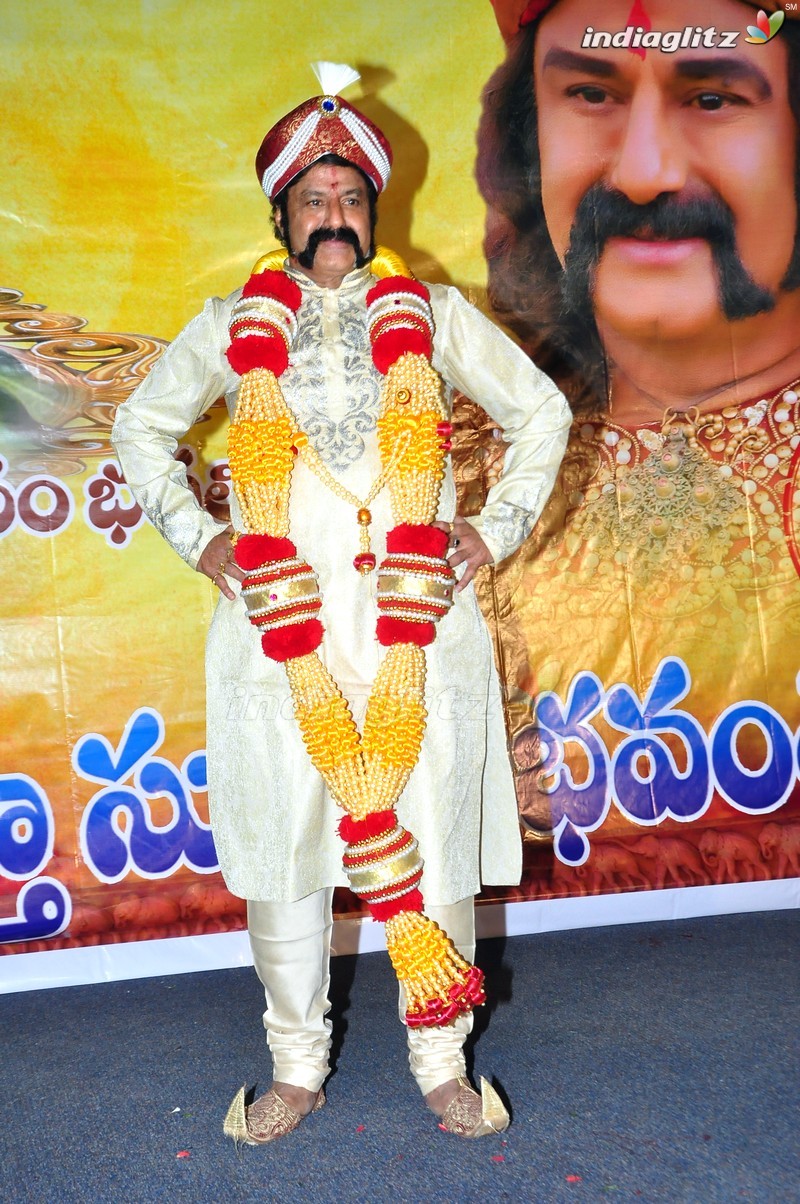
<box><xmin>1</xmin><ymin>910</ymin><xmax>797</xmax><ymax>1204</ymax></box>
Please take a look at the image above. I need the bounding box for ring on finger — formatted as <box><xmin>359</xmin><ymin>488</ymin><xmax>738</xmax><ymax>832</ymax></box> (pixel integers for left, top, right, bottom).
<box><xmin>452</xmin><ymin>537</ymin><xmax>461</xmax><ymax>548</ymax></box>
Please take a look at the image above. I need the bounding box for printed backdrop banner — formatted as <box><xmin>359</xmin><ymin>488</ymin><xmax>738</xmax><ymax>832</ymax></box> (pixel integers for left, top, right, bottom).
<box><xmin>470</xmin><ymin>0</ymin><xmax>800</xmax><ymax>903</ymax></box>
<box><xmin>2</xmin><ymin>0</ymin><xmax>799</xmax><ymax>973</ymax></box>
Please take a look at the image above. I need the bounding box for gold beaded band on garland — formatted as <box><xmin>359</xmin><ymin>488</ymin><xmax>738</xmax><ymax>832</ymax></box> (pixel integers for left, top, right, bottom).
<box><xmin>225</xmin><ymin>246</ymin><xmax>484</xmax><ymax>1028</ymax></box>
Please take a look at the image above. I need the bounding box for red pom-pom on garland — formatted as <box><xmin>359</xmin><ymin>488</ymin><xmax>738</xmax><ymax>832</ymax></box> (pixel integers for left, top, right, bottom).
<box><xmin>369</xmin><ymin>891</ymin><xmax>424</xmax><ymax>923</ymax></box>
<box><xmin>242</xmin><ymin>270</ymin><xmax>302</xmax><ymax>310</ymax></box>
<box><xmin>261</xmin><ymin>619</ymin><xmax>324</xmax><ymax>663</ymax></box>
<box><xmin>339</xmin><ymin>811</ymin><xmax>396</xmax><ymax>844</ymax></box>
<box><xmin>366</xmin><ymin>276</ymin><xmax>430</xmax><ymax>306</ymax></box>
<box><xmin>377</xmin><ymin>617</ymin><xmax>436</xmax><ymax>648</ymax></box>
<box><xmin>386</xmin><ymin>524</ymin><xmax>448</xmax><ymax>558</ymax></box>
<box><xmin>235</xmin><ymin>534</ymin><xmax>297</xmax><ymax>571</ymax></box>
<box><xmin>226</xmin><ymin>332</ymin><xmax>289</xmax><ymax>378</ymax></box>
<box><xmin>371</xmin><ymin>329</ymin><xmax>432</xmax><ymax>375</ymax></box>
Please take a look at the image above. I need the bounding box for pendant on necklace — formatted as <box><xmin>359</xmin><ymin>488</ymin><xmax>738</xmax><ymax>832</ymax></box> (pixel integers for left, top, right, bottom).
<box><xmin>354</xmin><ymin>507</ymin><xmax>376</xmax><ymax>574</ymax></box>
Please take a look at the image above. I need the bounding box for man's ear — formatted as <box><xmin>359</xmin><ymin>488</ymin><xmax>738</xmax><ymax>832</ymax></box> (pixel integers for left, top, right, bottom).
<box><xmin>272</xmin><ymin>207</ymin><xmax>292</xmax><ymax>255</ymax></box>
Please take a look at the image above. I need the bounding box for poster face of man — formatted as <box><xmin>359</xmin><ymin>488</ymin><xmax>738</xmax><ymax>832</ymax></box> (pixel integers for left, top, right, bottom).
<box><xmin>535</xmin><ymin>0</ymin><xmax>799</xmax><ymax>360</ymax></box>
<box><xmin>473</xmin><ymin>0</ymin><xmax>800</xmax><ymax>888</ymax></box>
<box><xmin>479</xmin><ymin>0</ymin><xmax>800</xmax><ymax>416</ymax></box>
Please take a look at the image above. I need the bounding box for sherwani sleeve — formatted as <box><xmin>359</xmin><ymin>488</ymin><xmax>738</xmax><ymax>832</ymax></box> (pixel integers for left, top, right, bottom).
<box><xmin>430</xmin><ymin>284</ymin><xmax>572</xmax><ymax>564</ymax></box>
<box><xmin>110</xmin><ymin>296</ymin><xmax>232</xmax><ymax>569</ymax></box>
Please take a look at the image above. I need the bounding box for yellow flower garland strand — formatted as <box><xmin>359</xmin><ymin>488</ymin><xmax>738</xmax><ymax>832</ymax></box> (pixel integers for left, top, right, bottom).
<box><xmin>228</xmin><ymin>247</ymin><xmax>483</xmax><ymax>1025</ymax></box>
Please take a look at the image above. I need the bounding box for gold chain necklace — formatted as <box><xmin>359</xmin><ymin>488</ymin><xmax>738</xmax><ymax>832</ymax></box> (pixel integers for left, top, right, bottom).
<box><xmin>295</xmin><ymin>425</ymin><xmax>413</xmax><ymax>569</ymax></box>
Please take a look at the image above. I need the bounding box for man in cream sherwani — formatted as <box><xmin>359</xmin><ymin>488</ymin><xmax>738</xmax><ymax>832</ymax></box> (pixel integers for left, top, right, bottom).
<box><xmin>112</xmin><ymin>66</ymin><xmax>570</xmax><ymax>1145</ymax></box>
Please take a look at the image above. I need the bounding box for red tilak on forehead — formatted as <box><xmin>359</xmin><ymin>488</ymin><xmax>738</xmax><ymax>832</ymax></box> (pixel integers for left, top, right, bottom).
<box><xmin>627</xmin><ymin>0</ymin><xmax>652</xmax><ymax>59</ymax></box>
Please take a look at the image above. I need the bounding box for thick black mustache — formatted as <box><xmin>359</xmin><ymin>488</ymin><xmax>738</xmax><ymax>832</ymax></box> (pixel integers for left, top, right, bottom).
<box><xmin>295</xmin><ymin>226</ymin><xmax>370</xmax><ymax>270</ymax></box>
<box><xmin>561</xmin><ymin>184</ymin><xmax>775</xmax><ymax>323</ymax></box>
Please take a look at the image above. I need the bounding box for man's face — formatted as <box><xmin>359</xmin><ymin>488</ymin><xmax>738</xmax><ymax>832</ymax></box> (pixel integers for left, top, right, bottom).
<box><xmin>279</xmin><ymin>162</ymin><xmax>373</xmax><ymax>286</ymax></box>
<box><xmin>534</xmin><ymin>0</ymin><xmax>798</xmax><ymax>342</ymax></box>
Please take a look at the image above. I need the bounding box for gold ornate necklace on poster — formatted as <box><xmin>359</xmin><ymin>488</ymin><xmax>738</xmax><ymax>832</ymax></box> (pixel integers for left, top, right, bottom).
<box><xmin>225</xmin><ymin>245</ymin><xmax>485</xmax><ymax>1030</ymax></box>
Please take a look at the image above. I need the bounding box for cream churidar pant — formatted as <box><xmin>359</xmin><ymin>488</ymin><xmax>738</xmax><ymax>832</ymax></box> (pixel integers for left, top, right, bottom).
<box><xmin>247</xmin><ymin>892</ymin><xmax>475</xmax><ymax>1095</ymax></box>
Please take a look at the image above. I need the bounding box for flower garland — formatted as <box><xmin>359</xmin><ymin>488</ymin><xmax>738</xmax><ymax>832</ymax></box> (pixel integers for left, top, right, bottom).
<box><xmin>225</xmin><ymin>246</ymin><xmax>485</xmax><ymax>1028</ymax></box>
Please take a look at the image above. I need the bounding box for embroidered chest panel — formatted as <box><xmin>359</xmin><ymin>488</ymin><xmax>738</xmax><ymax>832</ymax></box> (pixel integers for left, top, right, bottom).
<box><xmin>281</xmin><ymin>291</ymin><xmax>382</xmax><ymax>474</ymax></box>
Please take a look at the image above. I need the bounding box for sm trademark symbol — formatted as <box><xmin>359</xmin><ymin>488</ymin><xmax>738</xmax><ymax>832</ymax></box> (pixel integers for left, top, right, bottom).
<box><xmin>787</xmin><ymin>3</ymin><xmax>798</xmax><ymax>10</ymax></box>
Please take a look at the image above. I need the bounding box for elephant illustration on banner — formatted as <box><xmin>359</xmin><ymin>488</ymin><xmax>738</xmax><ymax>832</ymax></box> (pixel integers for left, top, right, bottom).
<box><xmin>574</xmin><ymin>843</ymin><xmax>650</xmax><ymax>893</ymax></box>
<box><xmin>630</xmin><ymin>835</ymin><xmax>708</xmax><ymax>890</ymax></box>
<box><xmin>699</xmin><ymin>830</ymin><xmax>769</xmax><ymax>884</ymax></box>
<box><xmin>759</xmin><ymin>822</ymin><xmax>800</xmax><ymax>877</ymax></box>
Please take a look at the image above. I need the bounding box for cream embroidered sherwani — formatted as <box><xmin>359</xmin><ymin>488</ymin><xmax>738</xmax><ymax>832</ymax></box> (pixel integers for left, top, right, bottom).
<box><xmin>111</xmin><ymin>263</ymin><xmax>571</xmax><ymax>906</ymax></box>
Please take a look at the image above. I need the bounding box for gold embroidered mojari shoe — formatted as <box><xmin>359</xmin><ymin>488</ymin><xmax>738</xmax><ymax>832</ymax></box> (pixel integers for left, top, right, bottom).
<box><xmin>223</xmin><ymin>1085</ymin><xmax>326</xmax><ymax>1146</ymax></box>
<box><xmin>438</xmin><ymin>1076</ymin><xmax>510</xmax><ymax>1138</ymax></box>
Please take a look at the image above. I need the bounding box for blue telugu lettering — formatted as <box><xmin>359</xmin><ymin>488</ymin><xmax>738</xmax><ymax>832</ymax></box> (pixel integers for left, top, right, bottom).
<box><xmin>533</xmin><ymin>657</ymin><xmax>798</xmax><ymax>861</ymax></box>
<box><xmin>0</xmin><ymin>877</ymin><xmax>71</xmax><ymax>942</ymax></box>
<box><xmin>710</xmin><ymin>703</ymin><xmax>796</xmax><ymax>813</ymax></box>
<box><xmin>75</xmin><ymin>708</ymin><xmax>219</xmax><ymax>884</ymax></box>
<box><xmin>535</xmin><ymin>672</ymin><xmax>610</xmax><ymax>865</ymax></box>
<box><xmin>0</xmin><ymin>778</ymin><xmax>68</xmax><ymax>944</ymax></box>
<box><xmin>0</xmin><ymin>774</ymin><xmax>55</xmax><ymax>879</ymax></box>
<box><xmin>606</xmin><ymin>658</ymin><xmax>712</xmax><ymax>824</ymax></box>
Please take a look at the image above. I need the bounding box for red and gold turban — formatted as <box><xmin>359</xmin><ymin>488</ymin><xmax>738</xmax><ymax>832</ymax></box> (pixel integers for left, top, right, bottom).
<box><xmin>490</xmin><ymin>0</ymin><xmax>798</xmax><ymax>42</ymax></box>
<box><xmin>255</xmin><ymin>64</ymin><xmax>392</xmax><ymax>202</ymax></box>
